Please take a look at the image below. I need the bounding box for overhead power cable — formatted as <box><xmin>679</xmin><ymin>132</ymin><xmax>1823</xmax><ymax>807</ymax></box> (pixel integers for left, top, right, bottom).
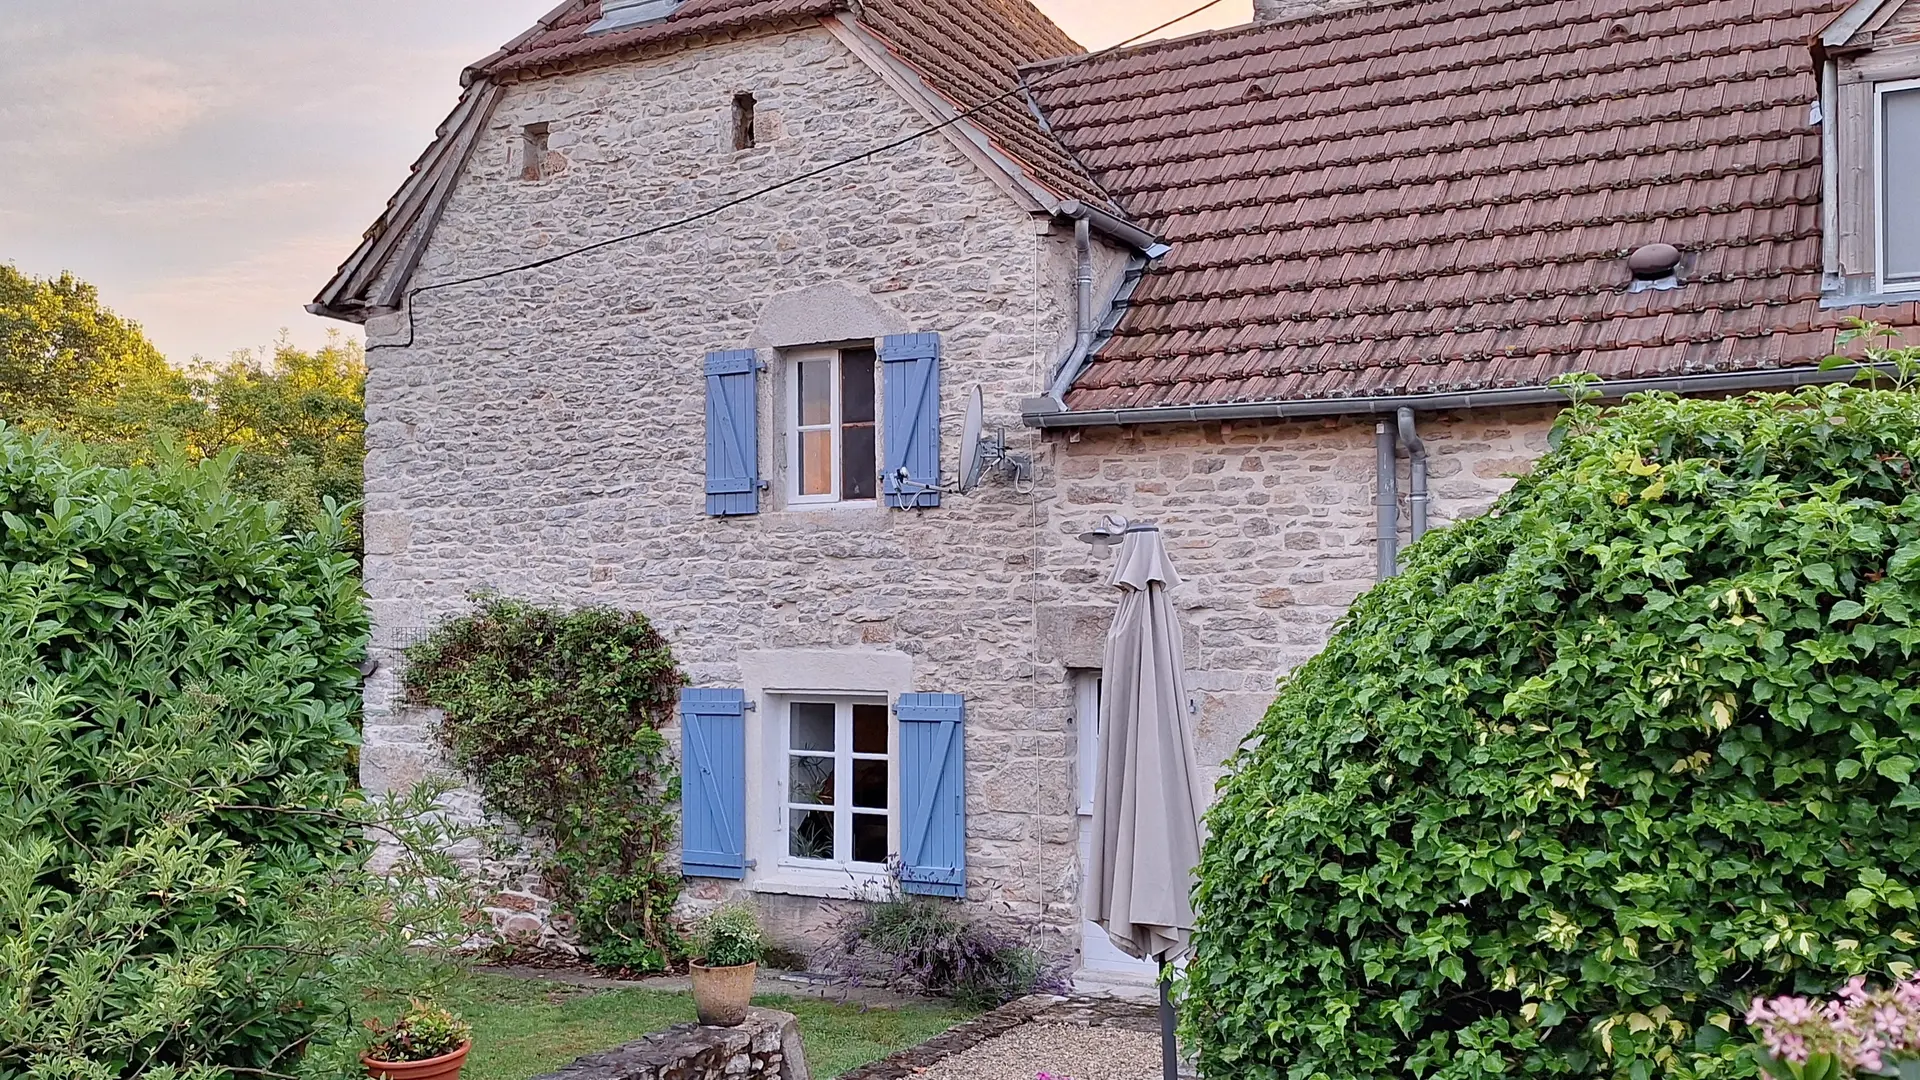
<box><xmin>367</xmin><ymin>0</ymin><xmax>1227</xmax><ymax>349</ymax></box>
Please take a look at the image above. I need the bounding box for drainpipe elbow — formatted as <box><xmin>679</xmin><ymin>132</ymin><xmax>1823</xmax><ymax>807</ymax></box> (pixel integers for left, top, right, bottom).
<box><xmin>1396</xmin><ymin>407</ymin><xmax>1429</xmax><ymax>544</ymax></box>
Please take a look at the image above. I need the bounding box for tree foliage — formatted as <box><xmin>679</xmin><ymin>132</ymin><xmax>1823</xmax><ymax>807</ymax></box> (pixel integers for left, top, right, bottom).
<box><xmin>73</xmin><ymin>338</ymin><xmax>367</xmax><ymax>539</ymax></box>
<box><xmin>0</xmin><ymin>265</ymin><xmax>366</xmax><ymax>540</ymax></box>
<box><xmin>0</xmin><ymin>430</ymin><xmax>475</xmax><ymax>1080</ymax></box>
<box><xmin>403</xmin><ymin>598</ymin><xmax>684</xmax><ymax>971</ymax></box>
<box><xmin>0</xmin><ymin>264</ymin><xmax>170</xmax><ymax>424</ymax></box>
<box><xmin>1187</xmin><ymin>383</ymin><xmax>1920</xmax><ymax>1080</ymax></box>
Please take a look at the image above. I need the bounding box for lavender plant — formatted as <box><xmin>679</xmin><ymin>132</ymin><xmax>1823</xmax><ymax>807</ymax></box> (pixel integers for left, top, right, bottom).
<box><xmin>817</xmin><ymin>878</ymin><xmax>1066</xmax><ymax>1008</ymax></box>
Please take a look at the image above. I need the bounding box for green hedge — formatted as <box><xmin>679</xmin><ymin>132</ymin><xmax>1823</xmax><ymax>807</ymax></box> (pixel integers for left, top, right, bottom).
<box><xmin>1187</xmin><ymin>385</ymin><xmax>1920</xmax><ymax>1080</ymax></box>
<box><xmin>0</xmin><ymin>431</ymin><xmax>392</xmax><ymax>1078</ymax></box>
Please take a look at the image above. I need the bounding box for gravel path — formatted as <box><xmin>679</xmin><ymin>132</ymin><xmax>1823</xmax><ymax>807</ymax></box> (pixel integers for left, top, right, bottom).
<box><xmin>907</xmin><ymin>1022</ymin><xmax>1163</xmax><ymax>1080</ymax></box>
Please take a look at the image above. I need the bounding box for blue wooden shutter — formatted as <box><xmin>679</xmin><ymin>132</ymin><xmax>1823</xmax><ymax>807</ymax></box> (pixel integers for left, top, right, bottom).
<box><xmin>680</xmin><ymin>688</ymin><xmax>747</xmax><ymax>879</ymax></box>
<box><xmin>704</xmin><ymin>350</ymin><xmax>760</xmax><ymax>516</ymax></box>
<box><xmin>880</xmin><ymin>334</ymin><xmax>942</xmax><ymax>509</ymax></box>
<box><xmin>897</xmin><ymin>692</ymin><xmax>965</xmax><ymax>898</ymax></box>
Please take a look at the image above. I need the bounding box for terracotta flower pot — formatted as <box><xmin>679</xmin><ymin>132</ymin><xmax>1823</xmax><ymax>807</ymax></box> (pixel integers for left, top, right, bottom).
<box><xmin>690</xmin><ymin>960</ymin><xmax>757</xmax><ymax>1026</ymax></box>
<box><xmin>362</xmin><ymin>1042</ymin><xmax>472</xmax><ymax>1080</ymax></box>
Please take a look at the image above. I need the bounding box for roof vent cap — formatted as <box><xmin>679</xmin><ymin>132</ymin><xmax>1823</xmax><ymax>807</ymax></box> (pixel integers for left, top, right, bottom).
<box><xmin>1627</xmin><ymin>243</ymin><xmax>1683</xmax><ymax>280</ymax></box>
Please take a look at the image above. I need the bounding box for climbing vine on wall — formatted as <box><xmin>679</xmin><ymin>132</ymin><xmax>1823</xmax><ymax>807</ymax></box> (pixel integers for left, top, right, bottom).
<box><xmin>404</xmin><ymin>596</ymin><xmax>684</xmax><ymax>970</ymax></box>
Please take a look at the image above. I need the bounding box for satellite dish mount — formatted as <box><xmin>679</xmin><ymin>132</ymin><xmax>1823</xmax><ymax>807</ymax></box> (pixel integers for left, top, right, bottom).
<box><xmin>958</xmin><ymin>386</ymin><xmax>1032</xmax><ymax>494</ymax></box>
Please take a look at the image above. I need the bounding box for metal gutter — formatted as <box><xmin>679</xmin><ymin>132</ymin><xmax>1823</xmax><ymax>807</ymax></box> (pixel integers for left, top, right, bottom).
<box><xmin>1045</xmin><ymin>253</ymin><xmax>1151</xmax><ymax>402</ymax></box>
<box><xmin>1054</xmin><ymin>200</ymin><xmax>1166</xmax><ymax>255</ymax></box>
<box><xmin>1022</xmin><ymin>363</ymin><xmax>1899</xmax><ymax>429</ymax></box>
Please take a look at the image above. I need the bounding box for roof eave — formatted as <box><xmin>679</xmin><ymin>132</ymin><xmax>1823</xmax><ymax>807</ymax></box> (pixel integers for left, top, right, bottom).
<box><xmin>1022</xmin><ymin>363</ymin><xmax>1900</xmax><ymax>428</ymax></box>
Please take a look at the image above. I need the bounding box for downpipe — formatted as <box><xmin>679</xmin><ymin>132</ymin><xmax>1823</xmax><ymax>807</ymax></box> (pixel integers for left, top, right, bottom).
<box><xmin>1075</xmin><ymin>216</ymin><xmax>1094</xmax><ymax>360</ymax></box>
<box><xmin>1375</xmin><ymin>421</ymin><xmax>1398</xmax><ymax>581</ymax></box>
<box><xmin>1397</xmin><ymin>407</ymin><xmax>1428</xmax><ymax>543</ymax></box>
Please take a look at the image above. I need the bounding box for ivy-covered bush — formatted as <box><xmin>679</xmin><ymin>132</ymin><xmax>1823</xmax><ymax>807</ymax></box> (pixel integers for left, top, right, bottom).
<box><xmin>0</xmin><ymin>431</ymin><xmax>476</xmax><ymax>1080</ymax></box>
<box><xmin>404</xmin><ymin>598</ymin><xmax>683</xmax><ymax>970</ymax></box>
<box><xmin>1188</xmin><ymin>383</ymin><xmax>1920</xmax><ymax>1080</ymax></box>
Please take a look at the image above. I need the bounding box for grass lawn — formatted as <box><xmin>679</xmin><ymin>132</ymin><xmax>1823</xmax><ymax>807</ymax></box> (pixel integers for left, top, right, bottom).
<box><xmin>445</xmin><ymin>972</ymin><xmax>978</xmax><ymax>1080</ymax></box>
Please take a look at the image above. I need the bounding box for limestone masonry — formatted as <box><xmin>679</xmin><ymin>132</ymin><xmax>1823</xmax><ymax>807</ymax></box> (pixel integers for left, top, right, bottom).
<box><xmin>352</xmin><ymin>20</ymin><xmax>1558</xmax><ymax>964</ymax></box>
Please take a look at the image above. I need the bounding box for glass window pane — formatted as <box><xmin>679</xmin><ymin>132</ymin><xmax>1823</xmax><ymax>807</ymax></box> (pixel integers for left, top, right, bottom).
<box><xmin>799</xmin><ymin>430</ymin><xmax>833</xmax><ymax>496</ymax></box>
<box><xmin>791</xmin><ymin>703</ymin><xmax>835</xmax><ymax>751</ymax></box>
<box><xmin>852</xmin><ymin>705</ymin><xmax>888</xmax><ymax>754</ymax></box>
<box><xmin>790</xmin><ymin>809</ymin><xmax>835</xmax><ymax>860</ymax></box>
<box><xmin>798</xmin><ymin>358</ymin><xmax>832</xmax><ymax>426</ymax></box>
<box><xmin>842</xmin><ymin>424</ymin><xmax>876</xmax><ymax>501</ymax></box>
<box><xmin>853</xmin><ymin>758</ymin><xmax>888</xmax><ymax>809</ymax></box>
<box><xmin>789</xmin><ymin>755</ymin><xmax>834</xmax><ymax>806</ymax></box>
<box><xmin>1886</xmin><ymin>88</ymin><xmax>1920</xmax><ymax>282</ymax></box>
<box><xmin>852</xmin><ymin>813</ymin><xmax>888</xmax><ymax>864</ymax></box>
<box><xmin>841</xmin><ymin>349</ymin><xmax>876</xmax><ymax>424</ymax></box>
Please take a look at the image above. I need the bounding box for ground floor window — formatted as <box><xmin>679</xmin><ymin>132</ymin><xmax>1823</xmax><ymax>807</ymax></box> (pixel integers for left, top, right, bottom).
<box><xmin>783</xmin><ymin>698</ymin><xmax>892</xmax><ymax>868</ymax></box>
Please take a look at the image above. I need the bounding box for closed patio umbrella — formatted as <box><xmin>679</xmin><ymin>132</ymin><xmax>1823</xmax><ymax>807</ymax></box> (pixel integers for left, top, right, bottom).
<box><xmin>1088</xmin><ymin>524</ymin><xmax>1205</xmax><ymax>1080</ymax></box>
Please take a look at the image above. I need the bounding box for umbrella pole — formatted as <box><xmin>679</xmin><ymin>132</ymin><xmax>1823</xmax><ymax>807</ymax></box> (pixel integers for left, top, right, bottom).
<box><xmin>1159</xmin><ymin>955</ymin><xmax>1179</xmax><ymax>1080</ymax></box>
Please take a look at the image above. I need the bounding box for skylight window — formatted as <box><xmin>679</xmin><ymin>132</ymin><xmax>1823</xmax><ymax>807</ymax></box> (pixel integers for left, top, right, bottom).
<box><xmin>588</xmin><ymin>0</ymin><xmax>684</xmax><ymax>34</ymax></box>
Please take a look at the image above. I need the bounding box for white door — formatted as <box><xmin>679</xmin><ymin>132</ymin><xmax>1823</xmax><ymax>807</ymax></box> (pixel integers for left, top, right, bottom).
<box><xmin>1072</xmin><ymin>673</ymin><xmax>1159</xmax><ymax>994</ymax></box>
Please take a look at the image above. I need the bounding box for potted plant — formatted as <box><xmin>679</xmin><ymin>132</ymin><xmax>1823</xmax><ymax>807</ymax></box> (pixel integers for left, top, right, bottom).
<box><xmin>1749</xmin><ymin>975</ymin><xmax>1920</xmax><ymax>1079</ymax></box>
<box><xmin>689</xmin><ymin>903</ymin><xmax>764</xmax><ymax>1026</ymax></box>
<box><xmin>362</xmin><ymin>999</ymin><xmax>473</xmax><ymax>1080</ymax></box>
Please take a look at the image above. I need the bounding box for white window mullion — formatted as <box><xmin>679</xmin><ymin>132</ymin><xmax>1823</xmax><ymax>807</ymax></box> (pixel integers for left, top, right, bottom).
<box><xmin>829</xmin><ymin>353</ymin><xmax>844</xmax><ymax>502</ymax></box>
<box><xmin>834</xmin><ymin>702</ymin><xmax>852</xmax><ymax>864</ymax></box>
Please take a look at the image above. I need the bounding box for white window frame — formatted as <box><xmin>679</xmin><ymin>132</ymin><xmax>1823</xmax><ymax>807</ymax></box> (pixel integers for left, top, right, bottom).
<box><xmin>784</xmin><ymin>347</ymin><xmax>877</xmax><ymax>507</ymax></box>
<box><xmin>777</xmin><ymin>695</ymin><xmax>896</xmax><ymax>873</ymax></box>
<box><xmin>1876</xmin><ymin>78</ymin><xmax>1920</xmax><ymax>293</ymax></box>
<box><xmin>1073</xmin><ymin>672</ymin><xmax>1102</xmax><ymax>816</ymax></box>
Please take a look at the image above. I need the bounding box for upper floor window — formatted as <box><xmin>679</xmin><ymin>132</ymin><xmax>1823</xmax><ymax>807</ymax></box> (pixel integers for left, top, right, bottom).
<box><xmin>787</xmin><ymin>346</ymin><xmax>877</xmax><ymax>505</ymax></box>
<box><xmin>521</xmin><ymin>123</ymin><xmax>550</xmax><ymax>182</ymax></box>
<box><xmin>732</xmin><ymin>93</ymin><xmax>758</xmax><ymax>151</ymax></box>
<box><xmin>1880</xmin><ymin>80</ymin><xmax>1920</xmax><ymax>290</ymax></box>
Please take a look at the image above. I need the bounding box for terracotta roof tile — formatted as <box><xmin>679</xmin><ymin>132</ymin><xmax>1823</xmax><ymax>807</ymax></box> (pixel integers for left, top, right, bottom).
<box><xmin>1032</xmin><ymin>0</ymin><xmax>1918</xmax><ymax>409</ymax></box>
<box><xmin>471</xmin><ymin>0</ymin><xmax>1108</xmax><ymax>207</ymax></box>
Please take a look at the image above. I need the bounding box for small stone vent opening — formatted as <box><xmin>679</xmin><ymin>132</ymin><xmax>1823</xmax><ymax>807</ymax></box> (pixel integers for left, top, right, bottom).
<box><xmin>732</xmin><ymin>93</ymin><xmax>758</xmax><ymax>151</ymax></box>
<box><xmin>521</xmin><ymin>123</ymin><xmax>551</xmax><ymax>181</ymax></box>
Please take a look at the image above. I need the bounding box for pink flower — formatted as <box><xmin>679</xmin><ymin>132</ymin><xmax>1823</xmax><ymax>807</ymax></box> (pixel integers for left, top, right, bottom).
<box><xmin>1840</xmin><ymin>976</ymin><xmax>1870</xmax><ymax>1006</ymax></box>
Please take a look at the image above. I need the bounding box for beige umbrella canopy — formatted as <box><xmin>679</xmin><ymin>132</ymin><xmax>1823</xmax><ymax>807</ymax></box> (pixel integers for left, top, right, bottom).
<box><xmin>1087</xmin><ymin>525</ymin><xmax>1207</xmax><ymax>964</ymax></box>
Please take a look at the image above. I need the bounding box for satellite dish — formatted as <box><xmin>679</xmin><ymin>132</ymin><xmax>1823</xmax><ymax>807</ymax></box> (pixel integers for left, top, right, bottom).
<box><xmin>958</xmin><ymin>386</ymin><xmax>986</xmax><ymax>494</ymax></box>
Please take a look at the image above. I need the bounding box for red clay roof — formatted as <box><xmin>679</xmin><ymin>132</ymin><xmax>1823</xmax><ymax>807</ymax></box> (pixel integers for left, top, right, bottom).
<box><xmin>1029</xmin><ymin>0</ymin><xmax>1920</xmax><ymax>412</ymax></box>
<box><xmin>472</xmin><ymin>0</ymin><xmax>1109</xmax><ymax>206</ymax></box>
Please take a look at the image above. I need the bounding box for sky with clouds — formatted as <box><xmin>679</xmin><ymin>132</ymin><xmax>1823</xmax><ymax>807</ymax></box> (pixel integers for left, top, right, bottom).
<box><xmin>0</xmin><ymin>0</ymin><xmax>1250</xmax><ymax>363</ymax></box>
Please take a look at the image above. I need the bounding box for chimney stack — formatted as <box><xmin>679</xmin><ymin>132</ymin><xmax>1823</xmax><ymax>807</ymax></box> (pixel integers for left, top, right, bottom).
<box><xmin>1254</xmin><ymin>0</ymin><xmax>1390</xmax><ymax>22</ymax></box>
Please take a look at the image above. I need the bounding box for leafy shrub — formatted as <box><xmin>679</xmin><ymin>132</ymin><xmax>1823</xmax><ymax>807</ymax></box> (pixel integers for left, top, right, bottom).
<box><xmin>824</xmin><ymin>893</ymin><xmax>1065</xmax><ymax>1008</ymax></box>
<box><xmin>403</xmin><ymin>598</ymin><xmax>683</xmax><ymax>970</ymax></box>
<box><xmin>365</xmin><ymin>1001</ymin><xmax>473</xmax><ymax>1063</ymax></box>
<box><xmin>0</xmin><ymin>430</ymin><xmax>478</xmax><ymax>1080</ymax></box>
<box><xmin>693</xmin><ymin>904</ymin><xmax>765</xmax><ymax>968</ymax></box>
<box><xmin>1188</xmin><ymin>383</ymin><xmax>1920</xmax><ymax>1080</ymax></box>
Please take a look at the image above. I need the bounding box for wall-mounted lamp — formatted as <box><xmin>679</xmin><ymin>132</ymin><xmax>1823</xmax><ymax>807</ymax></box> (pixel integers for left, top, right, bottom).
<box><xmin>1077</xmin><ymin>514</ymin><xmax>1131</xmax><ymax>552</ymax></box>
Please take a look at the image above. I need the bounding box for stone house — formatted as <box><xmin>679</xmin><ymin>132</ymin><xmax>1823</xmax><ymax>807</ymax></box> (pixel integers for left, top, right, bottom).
<box><xmin>313</xmin><ymin>0</ymin><xmax>1920</xmax><ymax>987</ymax></box>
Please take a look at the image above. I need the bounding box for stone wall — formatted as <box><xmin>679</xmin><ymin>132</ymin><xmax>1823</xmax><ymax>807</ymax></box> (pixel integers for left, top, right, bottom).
<box><xmin>357</xmin><ymin>22</ymin><xmax>1117</xmax><ymax>952</ymax></box>
<box><xmin>529</xmin><ymin>1008</ymin><xmax>807</xmax><ymax>1080</ymax></box>
<box><xmin>354</xmin><ymin>11</ymin><xmax>1566</xmax><ymax>965</ymax></box>
<box><xmin>1034</xmin><ymin>408</ymin><xmax>1557</xmax><ymax>793</ymax></box>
